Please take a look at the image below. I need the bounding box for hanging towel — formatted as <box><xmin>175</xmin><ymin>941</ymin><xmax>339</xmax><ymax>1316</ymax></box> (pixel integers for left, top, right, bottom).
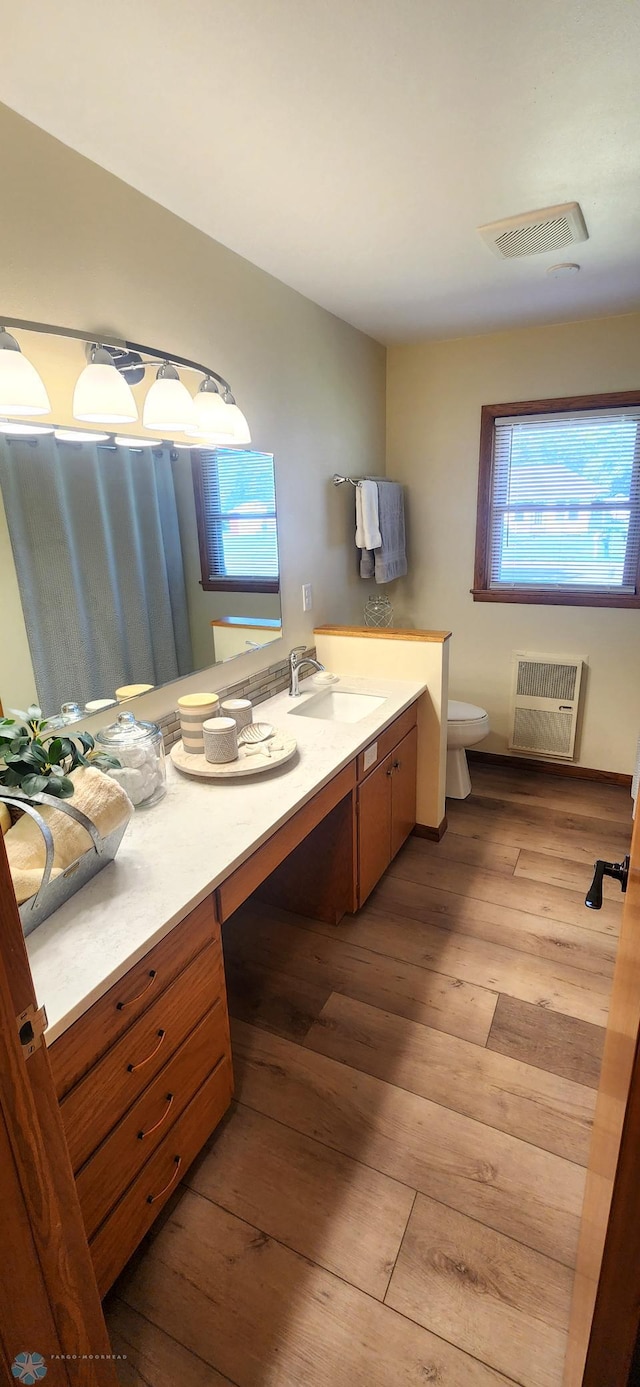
<box><xmin>371</xmin><ymin>479</ymin><xmax>407</xmax><ymax>584</ymax></box>
<box><xmin>355</xmin><ymin>480</ymin><xmax>381</xmax><ymax>550</ymax></box>
<box><xmin>355</xmin><ymin>479</ymin><xmax>380</xmax><ymax>579</ymax></box>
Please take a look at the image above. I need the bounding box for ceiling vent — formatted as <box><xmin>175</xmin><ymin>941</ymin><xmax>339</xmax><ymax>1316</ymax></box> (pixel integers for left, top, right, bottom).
<box><xmin>478</xmin><ymin>202</ymin><xmax>588</xmax><ymax>259</ymax></box>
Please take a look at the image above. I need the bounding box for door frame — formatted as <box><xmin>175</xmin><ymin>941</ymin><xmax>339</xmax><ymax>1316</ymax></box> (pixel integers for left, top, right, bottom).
<box><xmin>0</xmin><ymin>834</ymin><xmax>118</xmax><ymax>1383</ymax></box>
<box><xmin>564</xmin><ymin>809</ymin><xmax>640</xmax><ymax>1385</ymax></box>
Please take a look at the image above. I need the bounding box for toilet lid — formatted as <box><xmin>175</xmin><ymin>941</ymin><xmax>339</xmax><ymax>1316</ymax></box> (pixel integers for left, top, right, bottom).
<box><xmin>448</xmin><ymin>700</ymin><xmax>487</xmax><ymax>722</ymax></box>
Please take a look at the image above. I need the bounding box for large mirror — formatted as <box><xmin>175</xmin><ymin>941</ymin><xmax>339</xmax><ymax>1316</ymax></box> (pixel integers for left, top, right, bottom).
<box><xmin>1</xmin><ymin>432</ymin><xmax>281</xmax><ymax>721</ymax></box>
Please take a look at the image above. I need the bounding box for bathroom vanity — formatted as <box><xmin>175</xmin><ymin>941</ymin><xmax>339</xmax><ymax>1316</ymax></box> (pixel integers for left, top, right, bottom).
<box><xmin>32</xmin><ymin>677</ymin><xmax>426</xmax><ymax>1295</ymax></box>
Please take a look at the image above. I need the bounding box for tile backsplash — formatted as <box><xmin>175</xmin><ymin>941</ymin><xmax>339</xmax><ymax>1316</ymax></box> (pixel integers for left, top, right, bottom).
<box><xmin>157</xmin><ymin>647</ymin><xmax>317</xmax><ymax>750</ymax></box>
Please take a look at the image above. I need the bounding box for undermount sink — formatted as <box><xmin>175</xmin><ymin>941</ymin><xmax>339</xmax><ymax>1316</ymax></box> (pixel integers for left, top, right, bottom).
<box><xmin>288</xmin><ymin>689</ymin><xmax>386</xmax><ymax>723</ymax></box>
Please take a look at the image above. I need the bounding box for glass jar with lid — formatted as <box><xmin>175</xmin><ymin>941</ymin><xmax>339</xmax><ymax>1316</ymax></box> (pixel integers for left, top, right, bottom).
<box><xmin>364</xmin><ymin>593</ymin><xmax>394</xmax><ymax>627</ymax></box>
<box><xmin>96</xmin><ymin>711</ymin><xmax>166</xmax><ymax>807</ymax></box>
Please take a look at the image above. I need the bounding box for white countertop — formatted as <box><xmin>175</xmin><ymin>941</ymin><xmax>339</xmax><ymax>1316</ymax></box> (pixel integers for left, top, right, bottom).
<box><xmin>28</xmin><ymin>674</ymin><xmax>426</xmax><ymax>1043</ymax></box>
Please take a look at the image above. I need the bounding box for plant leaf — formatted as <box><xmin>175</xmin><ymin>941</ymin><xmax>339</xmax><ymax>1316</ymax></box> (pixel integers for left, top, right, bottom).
<box><xmin>46</xmin><ymin>737</ymin><xmax>63</xmax><ymax>764</ymax></box>
<box><xmin>56</xmin><ymin>776</ymin><xmax>75</xmax><ymax>799</ymax></box>
<box><xmin>20</xmin><ymin>773</ymin><xmax>49</xmax><ymax>797</ymax></box>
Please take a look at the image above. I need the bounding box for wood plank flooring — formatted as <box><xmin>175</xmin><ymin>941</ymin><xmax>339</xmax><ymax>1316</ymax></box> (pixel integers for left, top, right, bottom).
<box><xmin>106</xmin><ymin>763</ymin><xmax>632</xmax><ymax>1386</ymax></box>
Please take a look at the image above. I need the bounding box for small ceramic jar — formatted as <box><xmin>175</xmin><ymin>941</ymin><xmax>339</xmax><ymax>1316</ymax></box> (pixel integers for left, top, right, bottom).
<box><xmin>202</xmin><ymin>716</ymin><xmax>238</xmax><ymax>764</ymax></box>
<box><xmin>220</xmin><ymin>698</ymin><xmax>253</xmax><ymax>732</ymax></box>
<box><xmin>97</xmin><ymin>711</ymin><xmax>166</xmax><ymax>807</ymax></box>
<box><xmin>177</xmin><ymin>692</ymin><xmax>219</xmax><ymax>754</ymax></box>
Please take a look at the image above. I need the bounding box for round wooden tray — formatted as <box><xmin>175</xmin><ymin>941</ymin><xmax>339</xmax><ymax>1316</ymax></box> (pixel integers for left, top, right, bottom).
<box><xmin>170</xmin><ymin>730</ymin><xmax>298</xmax><ymax>779</ymax></box>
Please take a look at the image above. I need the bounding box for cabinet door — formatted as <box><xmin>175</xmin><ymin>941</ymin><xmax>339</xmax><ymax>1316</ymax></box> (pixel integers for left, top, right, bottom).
<box><xmin>390</xmin><ymin>725</ymin><xmax>418</xmax><ymax>860</ymax></box>
<box><xmin>357</xmin><ymin>753</ymin><xmax>392</xmax><ymax>907</ymax></box>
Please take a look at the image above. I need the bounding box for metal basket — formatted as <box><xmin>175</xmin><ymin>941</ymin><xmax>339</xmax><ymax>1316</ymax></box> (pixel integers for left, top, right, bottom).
<box><xmin>1</xmin><ymin>789</ymin><xmax>129</xmax><ymax>937</ymax></box>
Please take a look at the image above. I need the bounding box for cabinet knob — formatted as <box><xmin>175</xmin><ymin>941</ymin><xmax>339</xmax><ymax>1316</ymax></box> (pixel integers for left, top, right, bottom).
<box><xmin>393</xmin><ymin>760</ymin><xmax>401</xmax><ymax>771</ymax></box>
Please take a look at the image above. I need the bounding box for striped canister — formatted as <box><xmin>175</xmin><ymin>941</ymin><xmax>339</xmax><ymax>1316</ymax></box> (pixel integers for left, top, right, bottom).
<box><xmin>177</xmin><ymin>692</ymin><xmax>220</xmax><ymax>754</ymax></box>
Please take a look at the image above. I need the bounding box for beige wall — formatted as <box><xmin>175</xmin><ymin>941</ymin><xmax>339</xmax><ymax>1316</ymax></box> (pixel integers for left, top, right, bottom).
<box><xmin>387</xmin><ymin>313</ymin><xmax>640</xmax><ymax>774</ymax></box>
<box><xmin>0</xmin><ymin>103</ymin><xmax>385</xmax><ymax>723</ymax></box>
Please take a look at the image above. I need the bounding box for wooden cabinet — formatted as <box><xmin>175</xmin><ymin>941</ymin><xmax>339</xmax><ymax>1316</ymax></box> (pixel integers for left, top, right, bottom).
<box><xmin>390</xmin><ymin>725</ymin><xmax>419</xmax><ymax>859</ymax></box>
<box><xmin>46</xmin><ymin>698</ymin><xmax>420</xmax><ymax>1295</ymax></box>
<box><xmin>48</xmin><ymin>893</ymin><xmax>232</xmax><ymax>1295</ymax></box>
<box><xmin>357</xmin><ymin>753</ymin><xmax>393</xmax><ymax>906</ymax></box>
<box><xmin>356</xmin><ymin>719</ymin><xmax>418</xmax><ymax>907</ymax></box>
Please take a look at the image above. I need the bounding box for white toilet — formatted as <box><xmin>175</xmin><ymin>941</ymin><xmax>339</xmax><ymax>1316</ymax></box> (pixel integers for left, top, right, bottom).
<box><xmin>446</xmin><ymin>700</ymin><xmax>490</xmax><ymax>799</ymax></box>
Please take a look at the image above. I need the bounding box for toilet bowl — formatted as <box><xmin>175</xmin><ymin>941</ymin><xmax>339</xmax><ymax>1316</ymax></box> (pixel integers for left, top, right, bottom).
<box><xmin>446</xmin><ymin>700</ymin><xmax>490</xmax><ymax>799</ymax></box>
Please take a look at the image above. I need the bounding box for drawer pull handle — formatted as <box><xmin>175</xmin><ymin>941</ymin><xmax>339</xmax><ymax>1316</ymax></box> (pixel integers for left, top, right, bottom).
<box><xmin>138</xmin><ymin>1092</ymin><xmax>174</xmax><ymax>1140</ymax></box>
<box><xmin>127</xmin><ymin>1029</ymin><xmax>165</xmax><ymax>1073</ymax></box>
<box><xmin>116</xmin><ymin>970</ymin><xmax>157</xmax><ymax>1011</ymax></box>
<box><xmin>146</xmin><ymin>1155</ymin><xmax>182</xmax><ymax>1204</ymax></box>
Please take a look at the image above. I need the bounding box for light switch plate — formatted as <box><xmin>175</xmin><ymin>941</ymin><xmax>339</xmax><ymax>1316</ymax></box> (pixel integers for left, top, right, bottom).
<box><xmin>302</xmin><ymin>583</ymin><xmax>313</xmax><ymax>612</ymax></box>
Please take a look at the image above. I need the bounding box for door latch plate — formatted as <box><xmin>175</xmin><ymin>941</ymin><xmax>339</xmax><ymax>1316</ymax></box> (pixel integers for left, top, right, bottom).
<box><xmin>17</xmin><ymin>1002</ymin><xmax>48</xmax><ymax>1057</ymax></box>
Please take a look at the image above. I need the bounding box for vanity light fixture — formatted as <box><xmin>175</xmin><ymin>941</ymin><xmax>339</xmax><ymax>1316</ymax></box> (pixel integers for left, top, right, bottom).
<box><xmin>142</xmin><ymin>362</ymin><xmax>195</xmax><ymax>432</ymax></box>
<box><xmin>0</xmin><ymin>419</ymin><xmax>54</xmax><ymax>435</ymax></box>
<box><xmin>73</xmin><ymin>346</ymin><xmax>138</xmax><ymax>424</ymax></box>
<box><xmin>0</xmin><ymin>318</ymin><xmax>252</xmax><ymax>448</ymax></box>
<box><xmin>55</xmin><ymin>428</ymin><xmax>109</xmax><ymax>443</ymax></box>
<box><xmin>0</xmin><ymin>327</ymin><xmax>51</xmax><ymax>415</ymax></box>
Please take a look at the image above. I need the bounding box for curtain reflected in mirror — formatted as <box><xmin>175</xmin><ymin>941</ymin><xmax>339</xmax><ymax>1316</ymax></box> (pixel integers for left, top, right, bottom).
<box><xmin>0</xmin><ymin>436</ymin><xmax>281</xmax><ymax>719</ymax></box>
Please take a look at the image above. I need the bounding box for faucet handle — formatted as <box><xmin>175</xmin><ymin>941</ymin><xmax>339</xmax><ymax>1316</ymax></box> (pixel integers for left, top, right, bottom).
<box><xmin>289</xmin><ymin>645</ymin><xmax>307</xmax><ymax>666</ymax></box>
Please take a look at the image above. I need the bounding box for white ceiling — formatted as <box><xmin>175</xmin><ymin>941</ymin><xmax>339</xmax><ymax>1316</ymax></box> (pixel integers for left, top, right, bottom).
<box><xmin>3</xmin><ymin>0</ymin><xmax>640</xmax><ymax>343</ymax></box>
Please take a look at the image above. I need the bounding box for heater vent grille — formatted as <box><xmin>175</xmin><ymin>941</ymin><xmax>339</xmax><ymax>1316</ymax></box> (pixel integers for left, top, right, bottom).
<box><xmin>509</xmin><ymin>651</ymin><xmax>585</xmax><ymax>760</ymax></box>
<box><xmin>478</xmin><ymin>202</ymin><xmax>588</xmax><ymax>259</ymax></box>
<box><xmin>512</xmin><ymin>707</ymin><xmax>574</xmax><ymax>758</ymax></box>
<box><xmin>516</xmin><ymin>661</ymin><xmax>578</xmax><ymax>702</ymax></box>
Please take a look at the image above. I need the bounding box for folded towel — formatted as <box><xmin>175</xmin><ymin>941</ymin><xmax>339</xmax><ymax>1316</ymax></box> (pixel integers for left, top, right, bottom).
<box><xmin>5</xmin><ymin>766</ymin><xmax>133</xmax><ymax>903</ymax></box>
<box><xmin>371</xmin><ymin>479</ymin><xmax>407</xmax><ymax>584</ymax></box>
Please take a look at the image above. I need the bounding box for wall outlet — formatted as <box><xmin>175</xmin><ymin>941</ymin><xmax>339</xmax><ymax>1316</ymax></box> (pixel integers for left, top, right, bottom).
<box><xmin>302</xmin><ymin>583</ymin><xmax>313</xmax><ymax>612</ymax></box>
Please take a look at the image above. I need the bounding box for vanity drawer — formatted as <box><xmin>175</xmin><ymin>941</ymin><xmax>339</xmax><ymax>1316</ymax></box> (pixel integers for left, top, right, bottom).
<box><xmin>76</xmin><ymin>1000</ymin><xmax>230</xmax><ymax>1240</ymax></box>
<box><xmin>90</xmin><ymin>1054</ymin><xmax>233</xmax><ymax>1296</ymax></box>
<box><xmin>356</xmin><ymin>703</ymin><xmax>417</xmax><ymax>782</ymax></box>
<box><xmin>49</xmin><ymin>894</ymin><xmax>219</xmax><ymax>1100</ymax></box>
<box><xmin>61</xmin><ymin>939</ymin><xmax>225</xmax><ymax>1172</ymax></box>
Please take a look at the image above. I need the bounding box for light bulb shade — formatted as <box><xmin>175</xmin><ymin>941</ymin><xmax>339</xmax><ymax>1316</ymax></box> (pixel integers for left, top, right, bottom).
<box><xmin>55</xmin><ymin>428</ymin><xmax>109</xmax><ymax>443</ymax></box>
<box><xmin>73</xmin><ymin>348</ymin><xmax>138</xmax><ymax>424</ymax></box>
<box><xmin>190</xmin><ymin>381</ymin><xmax>235</xmax><ymax>440</ymax></box>
<box><xmin>143</xmin><ymin>364</ymin><xmax>195</xmax><ymax>432</ymax></box>
<box><xmin>0</xmin><ymin>331</ymin><xmax>51</xmax><ymax>415</ymax></box>
<box><xmin>224</xmin><ymin>401</ymin><xmax>251</xmax><ymax>445</ymax></box>
<box><xmin>114</xmin><ymin>435</ymin><xmax>158</xmax><ymax>449</ymax></box>
<box><xmin>0</xmin><ymin>420</ymin><xmax>53</xmax><ymax>435</ymax></box>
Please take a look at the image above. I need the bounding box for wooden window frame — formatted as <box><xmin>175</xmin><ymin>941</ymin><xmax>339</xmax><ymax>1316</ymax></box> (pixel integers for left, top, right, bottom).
<box><xmin>472</xmin><ymin>390</ymin><xmax>640</xmax><ymax>608</ymax></box>
<box><xmin>191</xmin><ymin>450</ymin><xmax>280</xmax><ymax>595</ymax></box>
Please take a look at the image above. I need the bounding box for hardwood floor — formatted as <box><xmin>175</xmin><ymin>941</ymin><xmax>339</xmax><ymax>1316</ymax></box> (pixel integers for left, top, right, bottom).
<box><xmin>106</xmin><ymin>763</ymin><xmax>633</xmax><ymax>1386</ymax></box>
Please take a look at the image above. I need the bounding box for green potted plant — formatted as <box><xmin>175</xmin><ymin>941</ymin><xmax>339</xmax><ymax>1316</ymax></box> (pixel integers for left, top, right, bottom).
<box><xmin>0</xmin><ymin>705</ymin><xmax>119</xmax><ymax>800</ymax></box>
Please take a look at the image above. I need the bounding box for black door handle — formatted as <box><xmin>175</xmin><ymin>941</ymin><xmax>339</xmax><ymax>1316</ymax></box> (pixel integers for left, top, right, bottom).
<box><xmin>585</xmin><ymin>856</ymin><xmax>630</xmax><ymax>910</ymax></box>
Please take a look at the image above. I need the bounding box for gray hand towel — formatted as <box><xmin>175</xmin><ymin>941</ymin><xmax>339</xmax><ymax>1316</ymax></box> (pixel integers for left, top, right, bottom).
<box><xmin>370</xmin><ymin>479</ymin><xmax>407</xmax><ymax>584</ymax></box>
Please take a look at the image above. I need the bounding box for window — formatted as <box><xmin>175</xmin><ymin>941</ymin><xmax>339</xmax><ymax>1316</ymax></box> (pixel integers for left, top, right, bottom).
<box><xmin>473</xmin><ymin>393</ymin><xmax>640</xmax><ymax>607</ymax></box>
<box><xmin>191</xmin><ymin>448</ymin><xmax>279</xmax><ymax>593</ymax></box>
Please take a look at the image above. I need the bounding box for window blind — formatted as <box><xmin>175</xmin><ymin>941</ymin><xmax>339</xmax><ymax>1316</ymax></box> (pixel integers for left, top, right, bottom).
<box><xmin>197</xmin><ymin>448</ymin><xmax>279</xmax><ymax>585</ymax></box>
<box><xmin>488</xmin><ymin>409</ymin><xmax>640</xmax><ymax>592</ymax></box>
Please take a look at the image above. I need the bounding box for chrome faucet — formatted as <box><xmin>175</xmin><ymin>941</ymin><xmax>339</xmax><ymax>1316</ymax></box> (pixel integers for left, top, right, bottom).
<box><xmin>289</xmin><ymin>645</ymin><xmax>325</xmax><ymax>697</ymax></box>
